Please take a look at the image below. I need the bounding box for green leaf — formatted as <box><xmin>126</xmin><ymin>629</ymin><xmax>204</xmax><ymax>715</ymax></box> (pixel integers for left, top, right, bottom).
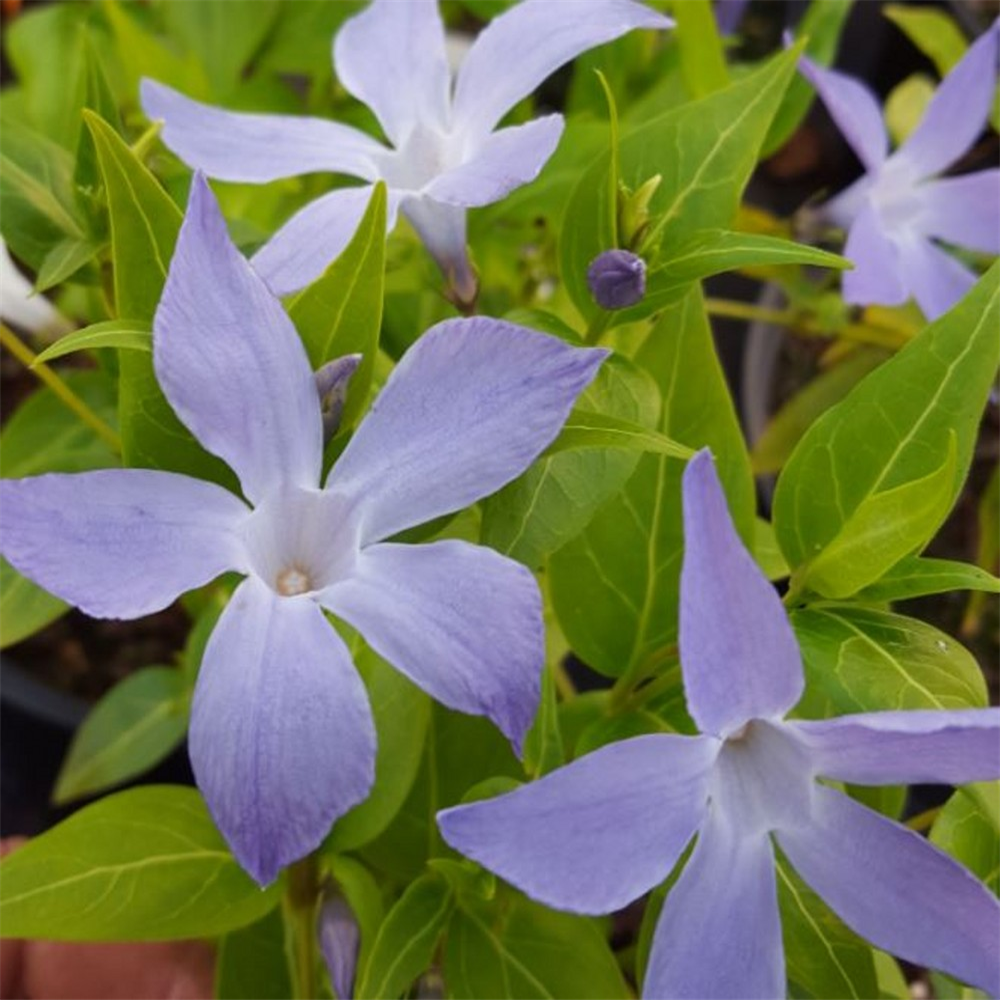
<box><xmin>762</xmin><ymin>0</ymin><xmax>854</xmax><ymax>156</ymax></box>
<box><xmin>561</xmin><ymin>44</ymin><xmax>802</xmax><ymax>325</ymax></box>
<box><xmin>288</xmin><ymin>183</ymin><xmax>387</xmax><ymax>433</ymax></box>
<box><xmin>157</xmin><ymin>0</ymin><xmax>281</xmax><ymax>95</ymax></box>
<box><xmin>671</xmin><ymin>0</ymin><xmax>728</xmax><ymax>99</ymax></box>
<box><xmin>34</xmin><ymin>237</ymin><xmax>101</xmax><ymax>292</ymax></box>
<box><xmin>774</xmin><ymin>266</ymin><xmax>1000</xmax><ymax>574</ymax></box>
<box><xmin>855</xmin><ymin>555</ymin><xmax>1000</xmax><ymax>603</ymax></box>
<box><xmin>0</xmin><ymin>118</ymin><xmax>87</xmax><ymax>269</ymax></box>
<box><xmin>0</xmin><ymin>786</ymin><xmax>279</xmax><ymax>940</ymax></box>
<box><xmin>354</xmin><ymin>873</ymin><xmax>453</xmax><ymax>1000</ymax></box>
<box><xmin>545</xmin><ymin>409</ymin><xmax>693</xmax><ymax>461</ymax></box>
<box><xmin>53</xmin><ymin>667</ymin><xmax>189</xmax><ymax>804</ymax></box>
<box><xmin>0</xmin><ymin>369</ymin><xmax>119</xmax><ymax>647</ymax></box>
<box><xmin>326</xmin><ymin>641</ymin><xmax>431</xmax><ymax>852</ymax></box>
<box><xmin>549</xmin><ymin>287</ymin><xmax>754</xmax><ymax>676</ymax></box>
<box><xmin>523</xmin><ymin>664</ymin><xmax>564</xmax><ymax>779</ymax></box>
<box><xmin>754</xmin><ymin>517</ymin><xmax>790</xmax><ymax>581</ymax></box>
<box><xmin>883</xmin><ymin>4</ymin><xmax>969</xmax><ymax>76</ymax></box>
<box><xmin>930</xmin><ymin>783</ymin><xmax>999</xmax><ymax>896</ymax></box>
<box><xmin>752</xmin><ymin>347</ymin><xmax>888</xmax><ymax>475</ymax></box>
<box><xmin>481</xmin><ymin>354</ymin><xmax>659</xmax><ymax>569</ymax></box>
<box><xmin>885</xmin><ymin>73</ymin><xmax>936</xmax><ymax>146</ymax></box>
<box><xmin>328</xmin><ymin>855</ymin><xmax>384</xmax><ymax>975</ymax></box>
<box><xmin>798</xmin><ymin>433</ymin><xmax>957</xmax><ymax>599</ymax></box>
<box><xmin>792</xmin><ymin>605</ymin><xmax>988</xmax><ymax>716</ymax></box>
<box><xmin>777</xmin><ymin>856</ymin><xmax>879</xmax><ymax>1000</ymax></box>
<box><xmin>216</xmin><ymin>906</ymin><xmax>293</xmax><ymax>1000</ymax></box>
<box><xmin>84</xmin><ymin>110</ymin><xmax>236</xmax><ymax>486</ymax></box>
<box><xmin>34</xmin><ymin>319</ymin><xmax>152</xmax><ymax>364</ymax></box>
<box><xmin>444</xmin><ymin>894</ymin><xmax>629</xmax><ymax>1000</ymax></box>
<box><xmin>0</xmin><ymin>559</ymin><xmax>67</xmax><ymax>649</ymax></box>
<box><xmin>74</xmin><ymin>32</ymin><xmax>123</xmax><ymax>202</ymax></box>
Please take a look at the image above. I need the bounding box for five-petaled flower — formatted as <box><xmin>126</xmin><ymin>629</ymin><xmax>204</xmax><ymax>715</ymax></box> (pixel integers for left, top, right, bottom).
<box><xmin>798</xmin><ymin>21</ymin><xmax>999</xmax><ymax>320</ymax></box>
<box><xmin>140</xmin><ymin>0</ymin><xmax>672</xmax><ymax>302</ymax></box>
<box><xmin>0</xmin><ymin>175</ymin><xmax>607</xmax><ymax>886</ymax></box>
<box><xmin>439</xmin><ymin>449</ymin><xmax>1000</xmax><ymax>999</ymax></box>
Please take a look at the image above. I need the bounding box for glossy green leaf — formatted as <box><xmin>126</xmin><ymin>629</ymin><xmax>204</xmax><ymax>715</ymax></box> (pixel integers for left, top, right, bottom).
<box><xmin>53</xmin><ymin>667</ymin><xmax>190</xmax><ymax>804</ymax></box>
<box><xmin>0</xmin><ymin>118</ymin><xmax>87</xmax><ymax>269</ymax></box>
<box><xmin>157</xmin><ymin>0</ymin><xmax>281</xmax><ymax>94</ymax></box>
<box><xmin>752</xmin><ymin>347</ymin><xmax>888</xmax><ymax>475</ymax></box>
<box><xmin>481</xmin><ymin>354</ymin><xmax>659</xmax><ymax>569</ymax></box>
<box><xmin>931</xmin><ymin>782</ymin><xmax>999</xmax><ymax>896</ymax></box>
<box><xmin>774</xmin><ymin>266</ymin><xmax>1000</xmax><ymax>573</ymax></box>
<box><xmin>856</xmin><ymin>555</ymin><xmax>1000</xmax><ymax>603</ymax></box>
<box><xmin>762</xmin><ymin>0</ymin><xmax>854</xmax><ymax>156</ymax></box>
<box><xmin>672</xmin><ymin>0</ymin><xmax>728</xmax><ymax>99</ymax></box>
<box><xmin>216</xmin><ymin>906</ymin><xmax>293</xmax><ymax>1000</ymax></box>
<box><xmin>85</xmin><ymin>111</ymin><xmax>235</xmax><ymax>486</ymax></box>
<box><xmin>0</xmin><ymin>786</ymin><xmax>279</xmax><ymax>940</ymax></box>
<box><xmin>549</xmin><ymin>287</ymin><xmax>754</xmax><ymax>677</ymax></box>
<box><xmin>561</xmin><ymin>44</ymin><xmax>801</xmax><ymax>325</ymax></box>
<box><xmin>545</xmin><ymin>408</ymin><xmax>693</xmax><ymax>461</ymax></box>
<box><xmin>354</xmin><ymin>873</ymin><xmax>453</xmax><ymax>1000</ymax></box>
<box><xmin>792</xmin><ymin>605</ymin><xmax>988</xmax><ymax>717</ymax></box>
<box><xmin>777</xmin><ymin>856</ymin><xmax>879</xmax><ymax>1000</ymax></box>
<box><xmin>288</xmin><ymin>183</ymin><xmax>387</xmax><ymax>433</ymax></box>
<box><xmin>34</xmin><ymin>319</ymin><xmax>152</xmax><ymax>364</ymax></box>
<box><xmin>799</xmin><ymin>433</ymin><xmax>957</xmax><ymax>599</ymax></box>
<box><xmin>326</xmin><ymin>641</ymin><xmax>431</xmax><ymax>853</ymax></box>
<box><xmin>444</xmin><ymin>894</ymin><xmax>629</xmax><ymax>1000</ymax></box>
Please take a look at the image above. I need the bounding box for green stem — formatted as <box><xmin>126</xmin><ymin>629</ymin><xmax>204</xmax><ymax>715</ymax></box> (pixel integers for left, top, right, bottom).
<box><xmin>583</xmin><ymin>310</ymin><xmax>611</xmax><ymax>346</ymax></box>
<box><xmin>622</xmin><ymin>664</ymin><xmax>681</xmax><ymax>712</ymax></box>
<box><xmin>551</xmin><ymin>658</ymin><xmax>577</xmax><ymax>701</ymax></box>
<box><xmin>608</xmin><ymin>643</ymin><xmax>678</xmax><ymax>713</ymax></box>
<box><xmin>129</xmin><ymin>120</ymin><xmax>163</xmax><ymax>161</ymax></box>
<box><xmin>905</xmin><ymin>806</ymin><xmax>941</xmax><ymax>833</ymax></box>
<box><xmin>1</xmin><ymin>323</ymin><xmax>122</xmax><ymax>454</ymax></box>
<box><xmin>284</xmin><ymin>855</ymin><xmax>321</xmax><ymax>1000</ymax></box>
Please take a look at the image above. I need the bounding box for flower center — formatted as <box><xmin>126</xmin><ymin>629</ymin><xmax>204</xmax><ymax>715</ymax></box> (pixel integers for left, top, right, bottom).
<box><xmin>276</xmin><ymin>566</ymin><xmax>312</xmax><ymax>596</ymax></box>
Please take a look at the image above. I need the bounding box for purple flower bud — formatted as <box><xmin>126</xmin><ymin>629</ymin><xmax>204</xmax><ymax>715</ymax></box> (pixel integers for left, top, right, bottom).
<box><xmin>318</xmin><ymin>893</ymin><xmax>360</xmax><ymax>1000</ymax></box>
<box><xmin>315</xmin><ymin>353</ymin><xmax>362</xmax><ymax>442</ymax></box>
<box><xmin>587</xmin><ymin>250</ymin><xmax>646</xmax><ymax>310</ymax></box>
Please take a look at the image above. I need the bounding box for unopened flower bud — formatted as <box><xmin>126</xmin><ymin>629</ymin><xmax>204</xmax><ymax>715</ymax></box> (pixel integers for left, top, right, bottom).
<box><xmin>587</xmin><ymin>249</ymin><xmax>647</xmax><ymax>310</ymax></box>
<box><xmin>315</xmin><ymin>354</ymin><xmax>362</xmax><ymax>442</ymax></box>
<box><xmin>318</xmin><ymin>893</ymin><xmax>360</xmax><ymax>1000</ymax></box>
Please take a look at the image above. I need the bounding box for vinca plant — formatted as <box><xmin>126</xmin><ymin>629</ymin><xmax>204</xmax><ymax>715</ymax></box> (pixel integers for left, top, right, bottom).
<box><xmin>0</xmin><ymin>1</ymin><xmax>997</xmax><ymax>999</ymax></box>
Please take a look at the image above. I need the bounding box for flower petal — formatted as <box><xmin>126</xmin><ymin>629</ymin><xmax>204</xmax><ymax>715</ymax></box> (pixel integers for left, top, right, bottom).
<box><xmin>0</xmin><ymin>470</ymin><xmax>247</xmax><ymax>619</ymax></box>
<box><xmin>913</xmin><ymin>171</ymin><xmax>1000</xmax><ymax>254</ymax></box>
<box><xmin>896</xmin><ymin>21</ymin><xmax>1000</xmax><ymax>180</ymax></box>
<box><xmin>797</xmin><ymin>54</ymin><xmax>888</xmax><ymax>172</ymax></box>
<box><xmin>644</xmin><ymin>817</ymin><xmax>784</xmax><ymax>1000</ymax></box>
<box><xmin>841</xmin><ymin>200</ymin><xmax>907</xmax><ymax>306</ymax></box>
<box><xmin>333</xmin><ymin>0</ymin><xmax>450</xmax><ymax>146</ymax></box>
<box><xmin>424</xmin><ymin>115</ymin><xmax>565</xmax><ymax>207</ymax></box>
<box><xmin>453</xmin><ymin>0</ymin><xmax>672</xmax><ymax>137</ymax></box>
<box><xmin>777</xmin><ymin>784</ymin><xmax>1000</xmax><ymax>996</ymax></box>
<box><xmin>326</xmin><ymin>317</ymin><xmax>606</xmax><ymax>544</ymax></box>
<box><xmin>438</xmin><ymin>734</ymin><xmax>717</xmax><ymax>914</ymax></box>
<box><xmin>155</xmin><ymin>175</ymin><xmax>324</xmax><ymax>502</ymax></box>
<box><xmin>793</xmin><ymin>708</ymin><xmax>1000</xmax><ymax>785</ymax></box>
<box><xmin>140</xmin><ymin>79</ymin><xmax>384</xmax><ymax>183</ymax></box>
<box><xmin>399</xmin><ymin>197</ymin><xmax>477</xmax><ymax>304</ymax></box>
<box><xmin>322</xmin><ymin>540</ymin><xmax>542</xmax><ymax>751</ymax></box>
<box><xmin>896</xmin><ymin>233</ymin><xmax>978</xmax><ymax>320</ymax></box>
<box><xmin>190</xmin><ymin>578</ymin><xmax>376</xmax><ymax>886</ymax></box>
<box><xmin>251</xmin><ymin>184</ymin><xmax>402</xmax><ymax>296</ymax></box>
<box><xmin>680</xmin><ymin>450</ymin><xmax>804</xmax><ymax>737</ymax></box>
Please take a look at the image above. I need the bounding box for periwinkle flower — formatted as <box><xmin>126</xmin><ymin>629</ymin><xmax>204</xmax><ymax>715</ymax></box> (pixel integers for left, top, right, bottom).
<box><xmin>798</xmin><ymin>21</ymin><xmax>999</xmax><ymax>319</ymax></box>
<box><xmin>319</xmin><ymin>893</ymin><xmax>360</xmax><ymax>1000</ymax></box>
<box><xmin>587</xmin><ymin>249</ymin><xmax>647</xmax><ymax>309</ymax></box>
<box><xmin>438</xmin><ymin>449</ymin><xmax>1000</xmax><ymax>999</ymax></box>
<box><xmin>141</xmin><ymin>0</ymin><xmax>672</xmax><ymax>302</ymax></box>
<box><xmin>0</xmin><ymin>175</ymin><xmax>607</xmax><ymax>886</ymax></box>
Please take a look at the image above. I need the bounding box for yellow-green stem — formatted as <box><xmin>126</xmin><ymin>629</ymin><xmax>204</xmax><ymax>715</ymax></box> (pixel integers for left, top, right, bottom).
<box><xmin>905</xmin><ymin>806</ymin><xmax>941</xmax><ymax>833</ymax></box>
<box><xmin>0</xmin><ymin>323</ymin><xmax>121</xmax><ymax>453</ymax></box>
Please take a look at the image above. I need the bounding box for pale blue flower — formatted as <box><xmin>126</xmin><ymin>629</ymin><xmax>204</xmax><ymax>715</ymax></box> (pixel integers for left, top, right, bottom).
<box><xmin>439</xmin><ymin>449</ymin><xmax>1000</xmax><ymax>999</ymax></box>
<box><xmin>141</xmin><ymin>0</ymin><xmax>672</xmax><ymax>301</ymax></box>
<box><xmin>799</xmin><ymin>21</ymin><xmax>999</xmax><ymax>319</ymax></box>
<box><xmin>0</xmin><ymin>175</ymin><xmax>606</xmax><ymax>886</ymax></box>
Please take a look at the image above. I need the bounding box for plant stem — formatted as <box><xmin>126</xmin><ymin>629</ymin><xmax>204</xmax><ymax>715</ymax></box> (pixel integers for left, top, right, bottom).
<box><xmin>608</xmin><ymin>643</ymin><xmax>678</xmax><ymax>713</ymax></box>
<box><xmin>583</xmin><ymin>310</ymin><xmax>611</xmax><ymax>345</ymax></box>
<box><xmin>551</xmin><ymin>658</ymin><xmax>577</xmax><ymax>701</ymax></box>
<box><xmin>0</xmin><ymin>323</ymin><xmax>122</xmax><ymax>454</ymax></box>
<box><xmin>284</xmin><ymin>854</ymin><xmax>321</xmax><ymax>1000</ymax></box>
<box><xmin>905</xmin><ymin>806</ymin><xmax>941</xmax><ymax>833</ymax></box>
<box><xmin>703</xmin><ymin>296</ymin><xmax>911</xmax><ymax>350</ymax></box>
